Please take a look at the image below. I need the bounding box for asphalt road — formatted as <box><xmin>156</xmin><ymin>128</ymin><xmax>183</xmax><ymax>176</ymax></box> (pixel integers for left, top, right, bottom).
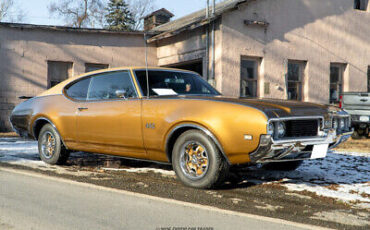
<box><xmin>0</xmin><ymin>169</ymin><xmax>322</xmax><ymax>230</ymax></box>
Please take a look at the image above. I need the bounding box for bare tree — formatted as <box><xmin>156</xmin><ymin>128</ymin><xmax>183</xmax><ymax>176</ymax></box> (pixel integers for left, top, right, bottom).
<box><xmin>0</xmin><ymin>0</ymin><xmax>13</xmax><ymax>21</ymax></box>
<box><xmin>48</xmin><ymin>0</ymin><xmax>105</xmax><ymax>28</ymax></box>
<box><xmin>127</xmin><ymin>0</ymin><xmax>155</xmax><ymax>30</ymax></box>
<box><xmin>0</xmin><ymin>0</ymin><xmax>26</xmax><ymax>22</ymax></box>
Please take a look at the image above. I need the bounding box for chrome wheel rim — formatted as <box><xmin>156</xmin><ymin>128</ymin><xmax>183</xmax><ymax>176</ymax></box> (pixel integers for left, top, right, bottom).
<box><xmin>179</xmin><ymin>141</ymin><xmax>209</xmax><ymax>180</ymax></box>
<box><xmin>40</xmin><ymin>131</ymin><xmax>56</xmax><ymax>159</ymax></box>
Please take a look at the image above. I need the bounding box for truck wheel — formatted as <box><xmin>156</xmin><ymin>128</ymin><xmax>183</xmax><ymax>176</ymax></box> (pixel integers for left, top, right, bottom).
<box><xmin>352</xmin><ymin>128</ymin><xmax>367</xmax><ymax>139</ymax></box>
<box><xmin>38</xmin><ymin>124</ymin><xmax>70</xmax><ymax>165</ymax></box>
<box><xmin>351</xmin><ymin>130</ymin><xmax>361</xmax><ymax>139</ymax></box>
<box><xmin>172</xmin><ymin>130</ymin><xmax>229</xmax><ymax>189</ymax></box>
<box><xmin>263</xmin><ymin>160</ymin><xmax>303</xmax><ymax>171</ymax></box>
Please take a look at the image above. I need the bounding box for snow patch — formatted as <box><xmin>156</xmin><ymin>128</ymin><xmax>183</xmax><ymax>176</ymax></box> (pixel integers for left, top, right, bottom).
<box><xmin>240</xmin><ymin>151</ymin><xmax>370</xmax><ymax>208</ymax></box>
<box><xmin>102</xmin><ymin>167</ymin><xmax>175</xmax><ymax>177</ymax></box>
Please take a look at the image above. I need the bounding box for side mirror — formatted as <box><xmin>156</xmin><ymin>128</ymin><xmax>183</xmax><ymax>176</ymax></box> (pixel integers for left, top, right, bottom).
<box><xmin>115</xmin><ymin>89</ymin><xmax>126</xmax><ymax>99</ymax></box>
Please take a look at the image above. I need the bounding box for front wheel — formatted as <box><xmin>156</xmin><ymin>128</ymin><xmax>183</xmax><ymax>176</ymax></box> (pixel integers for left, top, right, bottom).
<box><xmin>38</xmin><ymin>124</ymin><xmax>70</xmax><ymax>165</ymax></box>
<box><xmin>172</xmin><ymin>130</ymin><xmax>229</xmax><ymax>189</ymax></box>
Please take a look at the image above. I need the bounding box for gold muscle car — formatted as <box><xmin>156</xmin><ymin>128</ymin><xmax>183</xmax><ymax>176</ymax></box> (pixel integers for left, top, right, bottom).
<box><xmin>10</xmin><ymin>67</ymin><xmax>353</xmax><ymax>188</ymax></box>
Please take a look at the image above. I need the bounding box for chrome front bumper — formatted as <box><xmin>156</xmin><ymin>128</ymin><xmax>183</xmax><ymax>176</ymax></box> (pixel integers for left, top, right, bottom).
<box><xmin>249</xmin><ymin>129</ymin><xmax>353</xmax><ymax>163</ymax></box>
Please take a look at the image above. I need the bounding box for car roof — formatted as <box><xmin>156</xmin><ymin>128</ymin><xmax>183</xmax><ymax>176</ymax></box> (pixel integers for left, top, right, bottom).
<box><xmin>37</xmin><ymin>67</ymin><xmax>199</xmax><ymax>97</ymax></box>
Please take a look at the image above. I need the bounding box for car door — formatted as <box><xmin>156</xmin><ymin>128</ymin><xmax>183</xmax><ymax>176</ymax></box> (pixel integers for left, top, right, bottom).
<box><xmin>75</xmin><ymin>70</ymin><xmax>145</xmax><ymax>158</ymax></box>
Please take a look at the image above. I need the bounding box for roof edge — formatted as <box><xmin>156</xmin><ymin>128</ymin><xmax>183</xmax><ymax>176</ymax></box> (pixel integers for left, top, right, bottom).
<box><xmin>0</xmin><ymin>22</ymin><xmax>145</xmax><ymax>35</ymax></box>
<box><xmin>147</xmin><ymin>0</ymin><xmax>249</xmax><ymax>43</ymax></box>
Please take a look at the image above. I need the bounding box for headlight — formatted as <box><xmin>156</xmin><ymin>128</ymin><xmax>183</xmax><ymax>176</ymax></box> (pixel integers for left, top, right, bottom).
<box><xmin>339</xmin><ymin>118</ymin><xmax>345</xmax><ymax>129</ymax></box>
<box><xmin>277</xmin><ymin>122</ymin><xmax>286</xmax><ymax>138</ymax></box>
<box><xmin>324</xmin><ymin>120</ymin><xmax>332</xmax><ymax>129</ymax></box>
<box><xmin>267</xmin><ymin>123</ymin><xmax>274</xmax><ymax>135</ymax></box>
<box><xmin>333</xmin><ymin>118</ymin><xmax>338</xmax><ymax>129</ymax></box>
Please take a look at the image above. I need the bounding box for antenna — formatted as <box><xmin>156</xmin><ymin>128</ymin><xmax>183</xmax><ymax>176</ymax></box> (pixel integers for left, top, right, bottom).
<box><xmin>144</xmin><ymin>33</ymin><xmax>150</xmax><ymax>98</ymax></box>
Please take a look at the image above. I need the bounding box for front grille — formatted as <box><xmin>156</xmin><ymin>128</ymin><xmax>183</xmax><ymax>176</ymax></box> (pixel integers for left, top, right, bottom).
<box><xmin>285</xmin><ymin>119</ymin><xmax>319</xmax><ymax>137</ymax></box>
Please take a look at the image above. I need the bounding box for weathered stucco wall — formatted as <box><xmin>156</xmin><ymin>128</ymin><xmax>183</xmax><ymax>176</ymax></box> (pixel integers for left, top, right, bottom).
<box><xmin>221</xmin><ymin>0</ymin><xmax>370</xmax><ymax>103</ymax></box>
<box><xmin>156</xmin><ymin>20</ymin><xmax>223</xmax><ymax>91</ymax></box>
<box><xmin>0</xmin><ymin>26</ymin><xmax>157</xmax><ymax>131</ymax></box>
<box><xmin>156</xmin><ymin>27</ymin><xmax>206</xmax><ymax>67</ymax></box>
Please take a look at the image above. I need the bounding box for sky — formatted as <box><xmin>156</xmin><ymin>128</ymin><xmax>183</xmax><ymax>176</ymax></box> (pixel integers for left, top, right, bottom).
<box><xmin>7</xmin><ymin>0</ymin><xmax>221</xmax><ymax>26</ymax></box>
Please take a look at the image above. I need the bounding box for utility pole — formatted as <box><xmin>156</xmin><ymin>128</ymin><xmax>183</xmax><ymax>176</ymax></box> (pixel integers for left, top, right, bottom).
<box><xmin>205</xmin><ymin>0</ymin><xmax>210</xmax><ymax>81</ymax></box>
<box><xmin>210</xmin><ymin>0</ymin><xmax>216</xmax><ymax>86</ymax></box>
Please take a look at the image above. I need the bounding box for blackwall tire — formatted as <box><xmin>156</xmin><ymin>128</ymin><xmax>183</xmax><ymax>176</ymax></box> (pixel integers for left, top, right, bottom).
<box><xmin>38</xmin><ymin>124</ymin><xmax>69</xmax><ymax>165</ymax></box>
<box><xmin>172</xmin><ymin>130</ymin><xmax>229</xmax><ymax>189</ymax></box>
<box><xmin>352</xmin><ymin>130</ymin><xmax>361</xmax><ymax>139</ymax></box>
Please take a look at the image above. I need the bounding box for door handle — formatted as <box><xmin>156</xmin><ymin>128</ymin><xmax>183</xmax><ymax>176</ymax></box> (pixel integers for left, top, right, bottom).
<box><xmin>78</xmin><ymin>107</ymin><xmax>88</xmax><ymax>111</ymax></box>
<box><xmin>360</xmin><ymin>99</ymin><xmax>368</xmax><ymax>102</ymax></box>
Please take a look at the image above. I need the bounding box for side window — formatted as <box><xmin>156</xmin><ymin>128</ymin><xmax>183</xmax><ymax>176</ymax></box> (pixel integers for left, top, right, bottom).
<box><xmin>65</xmin><ymin>77</ymin><xmax>91</xmax><ymax>100</ymax></box>
<box><xmin>87</xmin><ymin>71</ymin><xmax>137</xmax><ymax>100</ymax></box>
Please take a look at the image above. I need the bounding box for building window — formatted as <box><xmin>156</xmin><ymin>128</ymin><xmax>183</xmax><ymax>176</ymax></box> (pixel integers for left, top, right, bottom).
<box><xmin>240</xmin><ymin>58</ymin><xmax>259</xmax><ymax>97</ymax></box>
<box><xmin>287</xmin><ymin>61</ymin><xmax>305</xmax><ymax>101</ymax></box>
<box><xmin>85</xmin><ymin>63</ymin><xmax>109</xmax><ymax>73</ymax></box>
<box><xmin>368</xmin><ymin>66</ymin><xmax>370</xmax><ymax>92</ymax></box>
<box><xmin>354</xmin><ymin>0</ymin><xmax>369</xmax><ymax>11</ymax></box>
<box><xmin>330</xmin><ymin>63</ymin><xmax>346</xmax><ymax>103</ymax></box>
<box><xmin>47</xmin><ymin>61</ymin><xmax>73</xmax><ymax>88</ymax></box>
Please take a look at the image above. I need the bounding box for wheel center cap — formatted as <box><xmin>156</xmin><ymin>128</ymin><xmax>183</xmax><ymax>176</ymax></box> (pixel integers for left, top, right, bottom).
<box><xmin>192</xmin><ymin>157</ymin><xmax>198</xmax><ymax>164</ymax></box>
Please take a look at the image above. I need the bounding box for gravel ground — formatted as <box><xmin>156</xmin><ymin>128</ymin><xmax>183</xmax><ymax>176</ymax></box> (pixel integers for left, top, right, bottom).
<box><xmin>0</xmin><ymin>135</ymin><xmax>369</xmax><ymax>229</ymax></box>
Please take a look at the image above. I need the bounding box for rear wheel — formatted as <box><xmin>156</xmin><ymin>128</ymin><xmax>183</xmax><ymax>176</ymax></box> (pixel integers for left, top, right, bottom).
<box><xmin>38</xmin><ymin>124</ymin><xmax>70</xmax><ymax>165</ymax></box>
<box><xmin>263</xmin><ymin>160</ymin><xmax>303</xmax><ymax>171</ymax></box>
<box><xmin>172</xmin><ymin>130</ymin><xmax>229</xmax><ymax>189</ymax></box>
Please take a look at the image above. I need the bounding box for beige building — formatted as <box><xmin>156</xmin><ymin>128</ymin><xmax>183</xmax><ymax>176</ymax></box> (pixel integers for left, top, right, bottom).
<box><xmin>1</xmin><ymin>0</ymin><xmax>370</xmax><ymax>131</ymax></box>
<box><xmin>0</xmin><ymin>23</ymin><xmax>157</xmax><ymax>131</ymax></box>
<box><xmin>150</xmin><ymin>0</ymin><xmax>370</xmax><ymax>104</ymax></box>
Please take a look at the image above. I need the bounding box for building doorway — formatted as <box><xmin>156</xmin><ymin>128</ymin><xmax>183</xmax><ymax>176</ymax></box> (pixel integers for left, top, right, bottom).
<box><xmin>164</xmin><ymin>59</ymin><xmax>203</xmax><ymax>76</ymax></box>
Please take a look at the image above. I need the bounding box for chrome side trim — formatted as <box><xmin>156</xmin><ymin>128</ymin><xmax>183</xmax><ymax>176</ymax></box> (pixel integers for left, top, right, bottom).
<box><xmin>165</xmin><ymin>123</ymin><xmax>230</xmax><ymax>164</ymax></box>
<box><xmin>32</xmin><ymin>117</ymin><xmax>68</xmax><ymax>150</ymax></box>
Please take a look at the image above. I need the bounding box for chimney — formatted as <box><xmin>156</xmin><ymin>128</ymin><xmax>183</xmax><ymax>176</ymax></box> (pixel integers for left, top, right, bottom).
<box><xmin>144</xmin><ymin>8</ymin><xmax>174</xmax><ymax>31</ymax></box>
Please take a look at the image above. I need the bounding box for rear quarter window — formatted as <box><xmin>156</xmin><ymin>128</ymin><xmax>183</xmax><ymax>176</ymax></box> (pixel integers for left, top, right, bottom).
<box><xmin>64</xmin><ymin>77</ymin><xmax>91</xmax><ymax>100</ymax></box>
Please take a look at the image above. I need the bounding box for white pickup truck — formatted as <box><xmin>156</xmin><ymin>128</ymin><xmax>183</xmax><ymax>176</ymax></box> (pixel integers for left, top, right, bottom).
<box><xmin>341</xmin><ymin>92</ymin><xmax>370</xmax><ymax>139</ymax></box>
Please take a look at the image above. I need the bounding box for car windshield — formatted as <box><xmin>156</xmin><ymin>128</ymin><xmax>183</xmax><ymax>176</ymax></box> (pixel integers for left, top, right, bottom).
<box><xmin>135</xmin><ymin>70</ymin><xmax>220</xmax><ymax>96</ymax></box>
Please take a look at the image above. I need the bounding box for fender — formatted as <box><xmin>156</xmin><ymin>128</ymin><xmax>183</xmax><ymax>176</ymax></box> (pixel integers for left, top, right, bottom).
<box><xmin>165</xmin><ymin>123</ymin><xmax>230</xmax><ymax>164</ymax></box>
<box><xmin>32</xmin><ymin>117</ymin><xmax>69</xmax><ymax>149</ymax></box>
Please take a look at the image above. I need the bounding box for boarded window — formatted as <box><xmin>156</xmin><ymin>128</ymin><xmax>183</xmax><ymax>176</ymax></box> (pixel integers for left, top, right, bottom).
<box><xmin>330</xmin><ymin>63</ymin><xmax>346</xmax><ymax>103</ymax></box>
<box><xmin>287</xmin><ymin>61</ymin><xmax>306</xmax><ymax>101</ymax></box>
<box><xmin>240</xmin><ymin>58</ymin><xmax>260</xmax><ymax>98</ymax></box>
<box><xmin>85</xmin><ymin>63</ymin><xmax>109</xmax><ymax>73</ymax></box>
<box><xmin>47</xmin><ymin>61</ymin><xmax>73</xmax><ymax>88</ymax></box>
<box><xmin>354</xmin><ymin>0</ymin><xmax>369</xmax><ymax>11</ymax></box>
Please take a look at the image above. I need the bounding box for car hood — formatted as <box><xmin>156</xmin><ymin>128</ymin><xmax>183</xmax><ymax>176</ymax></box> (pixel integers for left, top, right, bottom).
<box><xmin>172</xmin><ymin>96</ymin><xmax>329</xmax><ymax>118</ymax></box>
